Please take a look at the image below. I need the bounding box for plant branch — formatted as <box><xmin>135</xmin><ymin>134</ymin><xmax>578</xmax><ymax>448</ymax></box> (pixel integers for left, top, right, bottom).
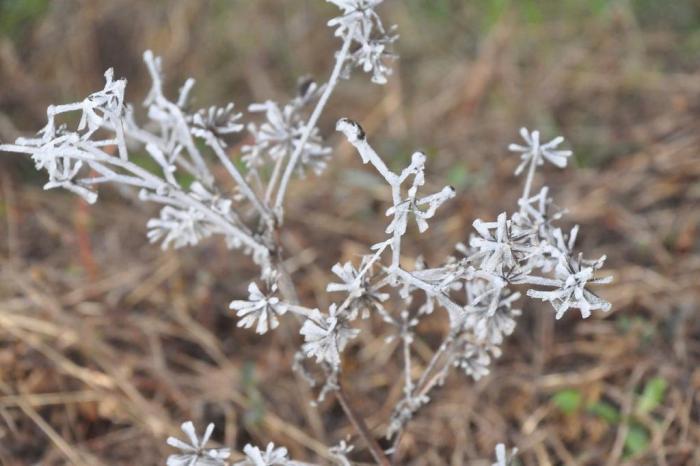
<box><xmin>273</xmin><ymin>23</ymin><xmax>357</xmax><ymax>215</ymax></box>
<box><xmin>521</xmin><ymin>151</ymin><xmax>538</xmax><ymax>201</ymax></box>
<box><xmin>207</xmin><ymin>136</ymin><xmax>272</xmax><ymax>223</ymax></box>
<box><xmin>335</xmin><ymin>383</ymin><xmax>391</xmax><ymax>466</ymax></box>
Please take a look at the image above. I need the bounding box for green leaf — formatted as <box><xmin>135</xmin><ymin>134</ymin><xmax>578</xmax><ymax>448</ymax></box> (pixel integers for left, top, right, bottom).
<box><xmin>586</xmin><ymin>401</ymin><xmax>620</xmax><ymax>424</ymax></box>
<box><xmin>624</xmin><ymin>424</ymin><xmax>650</xmax><ymax>457</ymax></box>
<box><xmin>552</xmin><ymin>389</ymin><xmax>582</xmax><ymax>415</ymax></box>
<box><xmin>636</xmin><ymin>377</ymin><xmax>668</xmax><ymax>414</ymax></box>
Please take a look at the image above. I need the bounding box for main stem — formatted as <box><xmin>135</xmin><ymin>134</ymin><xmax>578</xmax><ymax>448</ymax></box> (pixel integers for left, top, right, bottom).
<box><xmin>273</xmin><ymin>25</ymin><xmax>357</xmax><ymax>215</ymax></box>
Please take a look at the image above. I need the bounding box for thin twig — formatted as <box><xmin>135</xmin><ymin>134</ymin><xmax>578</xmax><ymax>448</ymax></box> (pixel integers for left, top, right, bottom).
<box><xmin>273</xmin><ymin>23</ymin><xmax>357</xmax><ymax>215</ymax></box>
<box><xmin>17</xmin><ymin>398</ymin><xmax>96</xmax><ymax>466</ymax></box>
<box><xmin>335</xmin><ymin>383</ymin><xmax>391</xmax><ymax>466</ymax></box>
<box><xmin>207</xmin><ymin>136</ymin><xmax>271</xmax><ymax>222</ymax></box>
<box><xmin>521</xmin><ymin>150</ymin><xmax>538</xmax><ymax>201</ymax></box>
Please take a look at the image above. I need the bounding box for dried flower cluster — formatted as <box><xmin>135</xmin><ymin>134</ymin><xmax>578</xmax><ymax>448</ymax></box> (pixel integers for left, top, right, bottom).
<box><xmin>327</xmin><ymin>0</ymin><xmax>398</xmax><ymax>84</ymax></box>
<box><xmin>2</xmin><ymin>0</ymin><xmax>610</xmax><ymax>464</ymax></box>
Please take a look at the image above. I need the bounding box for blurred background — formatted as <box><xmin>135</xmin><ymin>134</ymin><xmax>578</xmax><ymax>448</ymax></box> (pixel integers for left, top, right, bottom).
<box><xmin>0</xmin><ymin>0</ymin><xmax>699</xmax><ymax>464</ymax></box>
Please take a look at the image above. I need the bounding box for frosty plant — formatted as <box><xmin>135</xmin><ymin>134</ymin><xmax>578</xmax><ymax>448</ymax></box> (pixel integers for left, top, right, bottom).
<box><xmin>1</xmin><ymin>1</ymin><xmax>611</xmax><ymax>464</ymax></box>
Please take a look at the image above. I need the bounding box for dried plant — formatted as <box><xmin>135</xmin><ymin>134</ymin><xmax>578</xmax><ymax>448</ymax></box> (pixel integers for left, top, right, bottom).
<box><xmin>1</xmin><ymin>0</ymin><xmax>611</xmax><ymax>464</ymax></box>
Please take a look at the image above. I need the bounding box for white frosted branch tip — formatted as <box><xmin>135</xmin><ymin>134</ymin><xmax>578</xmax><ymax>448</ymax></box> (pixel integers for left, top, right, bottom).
<box><xmin>336</xmin><ymin>118</ymin><xmax>365</xmax><ymax>143</ymax></box>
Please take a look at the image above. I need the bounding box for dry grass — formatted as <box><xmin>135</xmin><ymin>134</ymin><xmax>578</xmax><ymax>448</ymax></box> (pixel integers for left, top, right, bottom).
<box><xmin>1</xmin><ymin>1</ymin><xmax>699</xmax><ymax>465</ymax></box>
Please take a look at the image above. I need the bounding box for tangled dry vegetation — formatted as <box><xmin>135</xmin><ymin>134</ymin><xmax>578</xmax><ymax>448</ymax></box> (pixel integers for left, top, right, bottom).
<box><xmin>1</xmin><ymin>1</ymin><xmax>699</xmax><ymax>465</ymax></box>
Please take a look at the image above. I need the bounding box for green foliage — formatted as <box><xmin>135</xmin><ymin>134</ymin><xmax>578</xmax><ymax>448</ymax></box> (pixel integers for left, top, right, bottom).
<box><xmin>587</xmin><ymin>400</ymin><xmax>621</xmax><ymax>424</ymax></box>
<box><xmin>636</xmin><ymin>376</ymin><xmax>667</xmax><ymax>415</ymax></box>
<box><xmin>553</xmin><ymin>389</ymin><xmax>625</xmax><ymax>426</ymax></box>
<box><xmin>618</xmin><ymin>376</ymin><xmax>668</xmax><ymax>458</ymax></box>
<box><xmin>552</xmin><ymin>388</ymin><xmax>583</xmax><ymax>415</ymax></box>
<box><xmin>0</xmin><ymin>0</ymin><xmax>50</xmax><ymax>40</ymax></box>
<box><xmin>624</xmin><ymin>423</ymin><xmax>650</xmax><ymax>457</ymax></box>
<box><xmin>549</xmin><ymin>377</ymin><xmax>668</xmax><ymax>457</ymax></box>
<box><xmin>550</xmin><ymin>377</ymin><xmax>668</xmax><ymax>458</ymax></box>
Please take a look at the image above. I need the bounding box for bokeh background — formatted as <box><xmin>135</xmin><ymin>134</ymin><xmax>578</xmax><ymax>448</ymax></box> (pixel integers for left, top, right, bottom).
<box><xmin>1</xmin><ymin>1</ymin><xmax>699</xmax><ymax>465</ymax></box>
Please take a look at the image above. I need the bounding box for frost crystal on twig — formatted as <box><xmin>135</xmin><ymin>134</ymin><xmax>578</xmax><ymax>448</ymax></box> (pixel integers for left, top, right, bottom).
<box><xmin>470</xmin><ymin>213</ymin><xmax>526</xmax><ymax>275</ymax></box>
<box><xmin>230</xmin><ymin>278</ymin><xmax>289</xmax><ymax>335</ymax></box>
<box><xmin>522</xmin><ymin>253</ymin><xmax>612</xmax><ymax>319</ymax></box>
<box><xmin>328</xmin><ymin>440</ymin><xmax>355</xmax><ymax>466</ymax></box>
<box><xmin>300</xmin><ymin>305</ymin><xmax>360</xmax><ymax>368</ymax></box>
<box><xmin>189</xmin><ymin>103</ymin><xmax>244</xmax><ymax>147</ymax></box>
<box><xmin>166</xmin><ymin>421</ymin><xmax>230</xmax><ymax>466</ymax></box>
<box><xmin>233</xmin><ymin>443</ymin><xmax>291</xmax><ymax>466</ymax></box>
<box><xmin>327</xmin><ymin>259</ymin><xmax>389</xmax><ymax>319</ymax></box>
<box><xmin>386</xmin><ymin>393</ymin><xmax>430</xmax><ymax>439</ymax></box>
<box><xmin>492</xmin><ymin>443</ymin><xmax>518</xmax><ymax>466</ymax></box>
<box><xmin>243</xmin><ymin>81</ymin><xmax>330</xmax><ymax>183</ymax></box>
<box><xmin>327</xmin><ymin>0</ymin><xmax>398</xmax><ymax>84</ymax></box>
<box><xmin>465</xmin><ymin>282</ymin><xmax>521</xmax><ymax>345</ymax></box>
<box><xmin>327</xmin><ymin>0</ymin><xmax>384</xmax><ymax>39</ymax></box>
<box><xmin>453</xmin><ymin>337</ymin><xmax>499</xmax><ymax>381</ymax></box>
<box><xmin>146</xmin><ymin>206</ymin><xmax>210</xmax><ymax>250</ymax></box>
<box><xmin>508</xmin><ymin>127</ymin><xmax>573</xmax><ymax>175</ymax></box>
